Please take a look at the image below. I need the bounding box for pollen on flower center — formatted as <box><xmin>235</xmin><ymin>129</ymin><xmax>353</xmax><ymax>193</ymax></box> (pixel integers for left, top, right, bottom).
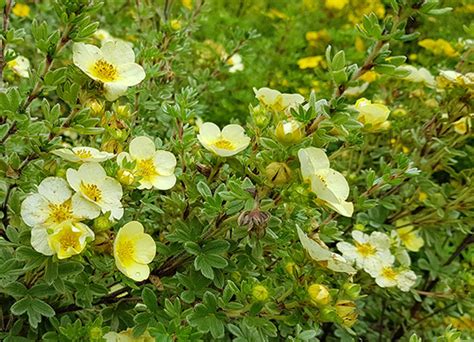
<box><xmin>117</xmin><ymin>239</ymin><xmax>135</xmax><ymax>265</ymax></box>
<box><xmin>381</xmin><ymin>267</ymin><xmax>398</xmax><ymax>281</ymax></box>
<box><xmin>80</xmin><ymin>182</ymin><xmax>102</xmax><ymax>202</ymax></box>
<box><xmin>91</xmin><ymin>59</ymin><xmax>118</xmax><ymax>82</ymax></box>
<box><xmin>58</xmin><ymin>229</ymin><xmax>81</xmax><ymax>250</ymax></box>
<box><xmin>74</xmin><ymin>149</ymin><xmax>93</xmax><ymax>159</ymax></box>
<box><xmin>136</xmin><ymin>159</ymin><xmax>159</xmax><ymax>181</ymax></box>
<box><xmin>355</xmin><ymin>242</ymin><xmax>376</xmax><ymax>257</ymax></box>
<box><xmin>317</xmin><ymin>174</ymin><xmax>328</xmax><ymax>186</ymax></box>
<box><xmin>48</xmin><ymin>200</ymin><xmax>73</xmax><ymax>225</ymax></box>
<box><xmin>213</xmin><ymin>138</ymin><xmax>235</xmax><ymax>150</ymax></box>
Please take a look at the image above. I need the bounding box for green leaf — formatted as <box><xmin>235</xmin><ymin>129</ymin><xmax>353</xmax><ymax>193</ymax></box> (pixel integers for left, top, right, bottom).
<box><xmin>142</xmin><ymin>287</ymin><xmax>159</xmax><ymax>312</ymax></box>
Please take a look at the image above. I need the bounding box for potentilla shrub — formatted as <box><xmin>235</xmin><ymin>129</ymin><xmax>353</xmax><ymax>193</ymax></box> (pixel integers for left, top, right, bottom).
<box><xmin>0</xmin><ymin>0</ymin><xmax>472</xmax><ymax>341</ymax></box>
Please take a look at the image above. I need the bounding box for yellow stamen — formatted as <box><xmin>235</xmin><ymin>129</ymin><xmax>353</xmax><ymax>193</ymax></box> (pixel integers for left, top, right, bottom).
<box><xmin>57</xmin><ymin>228</ymin><xmax>81</xmax><ymax>251</ymax></box>
<box><xmin>213</xmin><ymin>139</ymin><xmax>234</xmax><ymax>150</ymax></box>
<box><xmin>80</xmin><ymin>182</ymin><xmax>102</xmax><ymax>202</ymax></box>
<box><xmin>117</xmin><ymin>239</ymin><xmax>135</xmax><ymax>265</ymax></box>
<box><xmin>47</xmin><ymin>200</ymin><xmax>73</xmax><ymax>225</ymax></box>
<box><xmin>355</xmin><ymin>242</ymin><xmax>376</xmax><ymax>257</ymax></box>
<box><xmin>136</xmin><ymin>158</ymin><xmax>158</xmax><ymax>181</ymax></box>
<box><xmin>90</xmin><ymin>59</ymin><xmax>118</xmax><ymax>82</ymax></box>
<box><xmin>74</xmin><ymin>149</ymin><xmax>93</xmax><ymax>159</ymax></box>
<box><xmin>381</xmin><ymin>267</ymin><xmax>398</xmax><ymax>281</ymax></box>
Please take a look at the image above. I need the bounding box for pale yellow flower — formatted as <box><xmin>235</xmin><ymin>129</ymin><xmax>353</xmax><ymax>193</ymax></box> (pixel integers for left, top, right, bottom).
<box><xmin>45</xmin><ymin>222</ymin><xmax>94</xmax><ymax>259</ymax></box>
<box><xmin>398</xmin><ymin>65</ymin><xmax>436</xmax><ymax>88</ymax></box>
<box><xmin>308</xmin><ymin>284</ymin><xmax>331</xmax><ymax>305</ymax></box>
<box><xmin>197</xmin><ymin>122</ymin><xmax>250</xmax><ymax>157</ymax></box>
<box><xmin>275</xmin><ymin>120</ymin><xmax>304</xmax><ymax>144</ymax></box>
<box><xmin>453</xmin><ymin>117</ymin><xmax>469</xmax><ymax>135</ymax></box>
<box><xmin>104</xmin><ymin>328</ymin><xmax>154</xmax><ymax>342</ymax></box>
<box><xmin>53</xmin><ymin>146</ymin><xmax>114</xmax><ymax>163</ymax></box>
<box><xmin>335</xmin><ymin>300</ymin><xmax>358</xmax><ymax>327</ymax></box>
<box><xmin>254</xmin><ymin>87</ymin><xmax>304</xmax><ymax>113</ymax></box>
<box><xmin>366</xmin><ymin>259</ymin><xmax>417</xmax><ymax>292</ymax></box>
<box><xmin>114</xmin><ymin>221</ymin><xmax>156</xmax><ymax>281</ymax></box>
<box><xmin>12</xmin><ymin>3</ymin><xmax>30</xmax><ymax>17</ymax></box>
<box><xmin>297</xmin><ymin>56</ymin><xmax>324</xmax><ymax>69</ymax></box>
<box><xmin>117</xmin><ymin>136</ymin><xmax>177</xmax><ymax>190</ymax></box>
<box><xmin>298</xmin><ymin>147</ymin><xmax>353</xmax><ymax>217</ymax></box>
<box><xmin>73</xmin><ymin>41</ymin><xmax>145</xmax><ymax>101</ymax></box>
<box><xmin>396</xmin><ymin>226</ymin><xmax>424</xmax><ymax>252</ymax></box>
<box><xmin>7</xmin><ymin>55</ymin><xmax>30</xmax><ymax>78</ymax></box>
<box><xmin>354</xmin><ymin>98</ymin><xmax>390</xmax><ymax>130</ymax></box>
<box><xmin>227</xmin><ymin>53</ymin><xmax>244</xmax><ymax>73</ymax></box>
<box><xmin>337</xmin><ymin>231</ymin><xmax>393</xmax><ymax>272</ymax></box>
<box><xmin>181</xmin><ymin>0</ymin><xmax>193</xmax><ymax>10</ymax></box>
<box><xmin>66</xmin><ymin>163</ymin><xmax>123</xmax><ymax>220</ymax></box>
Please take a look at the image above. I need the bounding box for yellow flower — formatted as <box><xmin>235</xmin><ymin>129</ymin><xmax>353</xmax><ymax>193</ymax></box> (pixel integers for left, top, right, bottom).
<box><xmin>197</xmin><ymin>122</ymin><xmax>250</xmax><ymax>157</ymax></box>
<box><xmin>335</xmin><ymin>300</ymin><xmax>358</xmax><ymax>327</ymax></box>
<box><xmin>359</xmin><ymin>70</ymin><xmax>379</xmax><ymax>83</ymax></box>
<box><xmin>453</xmin><ymin>117</ymin><xmax>469</xmax><ymax>135</ymax></box>
<box><xmin>21</xmin><ymin>177</ymin><xmax>100</xmax><ymax>231</ymax></box>
<box><xmin>254</xmin><ymin>87</ymin><xmax>304</xmax><ymax>113</ymax></box>
<box><xmin>419</xmin><ymin>39</ymin><xmax>458</xmax><ymax>57</ymax></box>
<box><xmin>117</xmin><ymin>136</ymin><xmax>177</xmax><ymax>190</ymax></box>
<box><xmin>52</xmin><ymin>146</ymin><xmax>114</xmax><ymax>163</ymax></box>
<box><xmin>47</xmin><ymin>222</ymin><xmax>95</xmax><ymax>259</ymax></box>
<box><xmin>73</xmin><ymin>41</ymin><xmax>146</xmax><ymax>101</ymax></box>
<box><xmin>354</xmin><ymin>98</ymin><xmax>390</xmax><ymax>130</ymax></box>
<box><xmin>308</xmin><ymin>284</ymin><xmax>331</xmax><ymax>305</ymax></box>
<box><xmin>181</xmin><ymin>0</ymin><xmax>193</xmax><ymax>10</ymax></box>
<box><xmin>355</xmin><ymin>36</ymin><xmax>365</xmax><ymax>52</ymax></box>
<box><xmin>275</xmin><ymin>120</ymin><xmax>304</xmax><ymax>144</ymax></box>
<box><xmin>7</xmin><ymin>55</ymin><xmax>30</xmax><ymax>78</ymax></box>
<box><xmin>325</xmin><ymin>0</ymin><xmax>349</xmax><ymax>10</ymax></box>
<box><xmin>298</xmin><ymin>147</ymin><xmax>353</xmax><ymax>217</ymax></box>
<box><xmin>396</xmin><ymin>226</ymin><xmax>424</xmax><ymax>252</ymax></box>
<box><xmin>114</xmin><ymin>221</ymin><xmax>156</xmax><ymax>281</ymax></box>
<box><xmin>170</xmin><ymin>19</ymin><xmax>182</xmax><ymax>30</ymax></box>
<box><xmin>66</xmin><ymin>163</ymin><xmax>124</xmax><ymax>220</ymax></box>
<box><xmin>104</xmin><ymin>328</ymin><xmax>154</xmax><ymax>342</ymax></box>
<box><xmin>252</xmin><ymin>285</ymin><xmax>269</xmax><ymax>301</ymax></box>
<box><xmin>12</xmin><ymin>3</ymin><xmax>30</xmax><ymax>17</ymax></box>
<box><xmin>297</xmin><ymin>56</ymin><xmax>323</xmax><ymax>69</ymax></box>
<box><xmin>418</xmin><ymin>192</ymin><xmax>427</xmax><ymax>202</ymax></box>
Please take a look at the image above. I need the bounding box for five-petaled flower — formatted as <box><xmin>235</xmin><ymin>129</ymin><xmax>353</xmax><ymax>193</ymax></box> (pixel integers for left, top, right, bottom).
<box><xmin>113</xmin><ymin>221</ymin><xmax>156</xmax><ymax>281</ymax></box>
<box><xmin>53</xmin><ymin>146</ymin><xmax>114</xmax><ymax>163</ymax></box>
<box><xmin>298</xmin><ymin>147</ymin><xmax>354</xmax><ymax>217</ymax></box>
<box><xmin>118</xmin><ymin>136</ymin><xmax>177</xmax><ymax>190</ymax></box>
<box><xmin>365</xmin><ymin>259</ymin><xmax>417</xmax><ymax>292</ymax></box>
<box><xmin>73</xmin><ymin>40</ymin><xmax>146</xmax><ymax>101</ymax></box>
<box><xmin>354</xmin><ymin>98</ymin><xmax>390</xmax><ymax>131</ymax></box>
<box><xmin>254</xmin><ymin>87</ymin><xmax>304</xmax><ymax>113</ymax></box>
<box><xmin>197</xmin><ymin>122</ymin><xmax>250</xmax><ymax>157</ymax></box>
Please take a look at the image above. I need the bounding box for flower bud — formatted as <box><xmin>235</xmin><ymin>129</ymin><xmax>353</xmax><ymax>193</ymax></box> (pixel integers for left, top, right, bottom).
<box><xmin>84</xmin><ymin>99</ymin><xmax>105</xmax><ymax>117</ymax></box>
<box><xmin>117</xmin><ymin>169</ymin><xmax>135</xmax><ymax>186</ymax></box>
<box><xmin>238</xmin><ymin>209</ymin><xmax>271</xmax><ymax>238</ymax></box>
<box><xmin>335</xmin><ymin>300</ymin><xmax>358</xmax><ymax>327</ymax></box>
<box><xmin>252</xmin><ymin>285</ymin><xmax>269</xmax><ymax>301</ymax></box>
<box><xmin>265</xmin><ymin>162</ymin><xmax>292</xmax><ymax>185</ymax></box>
<box><xmin>285</xmin><ymin>262</ymin><xmax>299</xmax><ymax>276</ymax></box>
<box><xmin>308</xmin><ymin>283</ymin><xmax>331</xmax><ymax>305</ymax></box>
<box><xmin>113</xmin><ymin>103</ymin><xmax>132</xmax><ymax>119</ymax></box>
<box><xmin>275</xmin><ymin>120</ymin><xmax>304</xmax><ymax>144</ymax></box>
<box><xmin>89</xmin><ymin>327</ymin><xmax>103</xmax><ymax>340</ymax></box>
<box><xmin>101</xmin><ymin>139</ymin><xmax>123</xmax><ymax>154</ymax></box>
<box><xmin>342</xmin><ymin>283</ymin><xmax>361</xmax><ymax>300</ymax></box>
<box><xmin>94</xmin><ymin>215</ymin><xmax>113</xmax><ymax>231</ymax></box>
<box><xmin>252</xmin><ymin>105</ymin><xmax>270</xmax><ymax>128</ymax></box>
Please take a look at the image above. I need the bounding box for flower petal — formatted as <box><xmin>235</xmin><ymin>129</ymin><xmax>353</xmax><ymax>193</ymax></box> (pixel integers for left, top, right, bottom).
<box><xmin>38</xmin><ymin>177</ymin><xmax>72</xmax><ymax>204</ymax></box>
<box><xmin>21</xmin><ymin>194</ymin><xmax>49</xmax><ymax>227</ymax></box>
<box><xmin>73</xmin><ymin>43</ymin><xmax>102</xmax><ymax>78</ymax></box>
<box><xmin>103</xmin><ymin>83</ymin><xmax>128</xmax><ymax>101</ymax></box>
<box><xmin>298</xmin><ymin>147</ymin><xmax>330</xmax><ymax>179</ymax></box>
<box><xmin>71</xmin><ymin>193</ymin><xmax>101</xmax><ymax>220</ymax></box>
<box><xmin>133</xmin><ymin>234</ymin><xmax>156</xmax><ymax>264</ymax></box>
<box><xmin>198</xmin><ymin>122</ymin><xmax>221</xmax><ymax>145</ymax></box>
<box><xmin>116</xmin><ymin>63</ymin><xmax>146</xmax><ymax>86</ymax></box>
<box><xmin>154</xmin><ymin>150</ymin><xmax>177</xmax><ymax>175</ymax></box>
<box><xmin>151</xmin><ymin>174</ymin><xmax>176</xmax><ymax>190</ymax></box>
<box><xmin>101</xmin><ymin>40</ymin><xmax>135</xmax><ymax>65</ymax></box>
<box><xmin>130</xmin><ymin>136</ymin><xmax>156</xmax><ymax>160</ymax></box>
<box><xmin>31</xmin><ymin>226</ymin><xmax>54</xmax><ymax>256</ymax></box>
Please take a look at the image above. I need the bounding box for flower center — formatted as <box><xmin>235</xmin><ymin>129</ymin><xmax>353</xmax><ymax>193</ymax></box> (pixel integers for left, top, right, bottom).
<box><xmin>317</xmin><ymin>174</ymin><xmax>328</xmax><ymax>186</ymax></box>
<box><xmin>355</xmin><ymin>242</ymin><xmax>376</xmax><ymax>257</ymax></box>
<box><xmin>91</xmin><ymin>59</ymin><xmax>118</xmax><ymax>82</ymax></box>
<box><xmin>80</xmin><ymin>182</ymin><xmax>102</xmax><ymax>202</ymax></box>
<box><xmin>47</xmin><ymin>200</ymin><xmax>73</xmax><ymax>225</ymax></box>
<box><xmin>57</xmin><ymin>228</ymin><xmax>81</xmax><ymax>251</ymax></box>
<box><xmin>117</xmin><ymin>239</ymin><xmax>135</xmax><ymax>265</ymax></box>
<box><xmin>136</xmin><ymin>158</ymin><xmax>159</xmax><ymax>181</ymax></box>
<box><xmin>74</xmin><ymin>149</ymin><xmax>93</xmax><ymax>159</ymax></box>
<box><xmin>381</xmin><ymin>267</ymin><xmax>398</xmax><ymax>281</ymax></box>
<box><xmin>213</xmin><ymin>138</ymin><xmax>234</xmax><ymax>150</ymax></box>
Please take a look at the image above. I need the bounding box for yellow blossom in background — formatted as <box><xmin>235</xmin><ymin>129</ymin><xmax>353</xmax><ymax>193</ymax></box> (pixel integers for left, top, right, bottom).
<box><xmin>325</xmin><ymin>0</ymin><xmax>349</xmax><ymax>10</ymax></box>
<box><xmin>419</xmin><ymin>38</ymin><xmax>458</xmax><ymax>57</ymax></box>
<box><xmin>297</xmin><ymin>55</ymin><xmax>324</xmax><ymax>69</ymax></box>
<box><xmin>396</xmin><ymin>226</ymin><xmax>424</xmax><ymax>252</ymax></box>
<box><xmin>181</xmin><ymin>0</ymin><xmax>193</xmax><ymax>10</ymax></box>
<box><xmin>444</xmin><ymin>315</ymin><xmax>474</xmax><ymax>331</ymax></box>
<box><xmin>453</xmin><ymin>117</ymin><xmax>469</xmax><ymax>135</ymax></box>
<box><xmin>359</xmin><ymin>70</ymin><xmax>379</xmax><ymax>83</ymax></box>
<box><xmin>418</xmin><ymin>192</ymin><xmax>428</xmax><ymax>202</ymax></box>
<box><xmin>197</xmin><ymin>122</ymin><xmax>250</xmax><ymax>157</ymax></box>
<box><xmin>254</xmin><ymin>87</ymin><xmax>305</xmax><ymax>112</ymax></box>
<box><xmin>113</xmin><ymin>221</ymin><xmax>156</xmax><ymax>281</ymax></box>
<box><xmin>355</xmin><ymin>36</ymin><xmax>365</xmax><ymax>52</ymax></box>
<box><xmin>7</xmin><ymin>55</ymin><xmax>30</xmax><ymax>78</ymax></box>
<box><xmin>170</xmin><ymin>19</ymin><xmax>182</xmax><ymax>30</ymax></box>
<box><xmin>72</xmin><ymin>40</ymin><xmax>146</xmax><ymax>101</ymax></box>
<box><xmin>104</xmin><ymin>328</ymin><xmax>154</xmax><ymax>342</ymax></box>
<box><xmin>267</xmin><ymin>8</ymin><xmax>288</xmax><ymax>20</ymax></box>
<box><xmin>305</xmin><ymin>29</ymin><xmax>330</xmax><ymax>47</ymax></box>
<box><xmin>52</xmin><ymin>146</ymin><xmax>114</xmax><ymax>163</ymax></box>
<box><xmin>298</xmin><ymin>147</ymin><xmax>354</xmax><ymax>217</ymax></box>
<box><xmin>47</xmin><ymin>222</ymin><xmax>95</xmax><ymax>259</ymax></box>
<box><xmin>354</xmin><ymin>98</ymin><xmax>390</xmax><ymax>131</ymax></box>
<box><xmin>117</xmin><ymin>136</ymin><xmax>177</xmax><ymax>190</ymax></box>
<box><xmin>66</xmin><ymin>162</ymin><xmax>124</xmax><ymax>220</ymax></box>
<box><xmin>12</xmin><ymin>3</ymin><xmax>30</xmax><ymax>17</ymax></box>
